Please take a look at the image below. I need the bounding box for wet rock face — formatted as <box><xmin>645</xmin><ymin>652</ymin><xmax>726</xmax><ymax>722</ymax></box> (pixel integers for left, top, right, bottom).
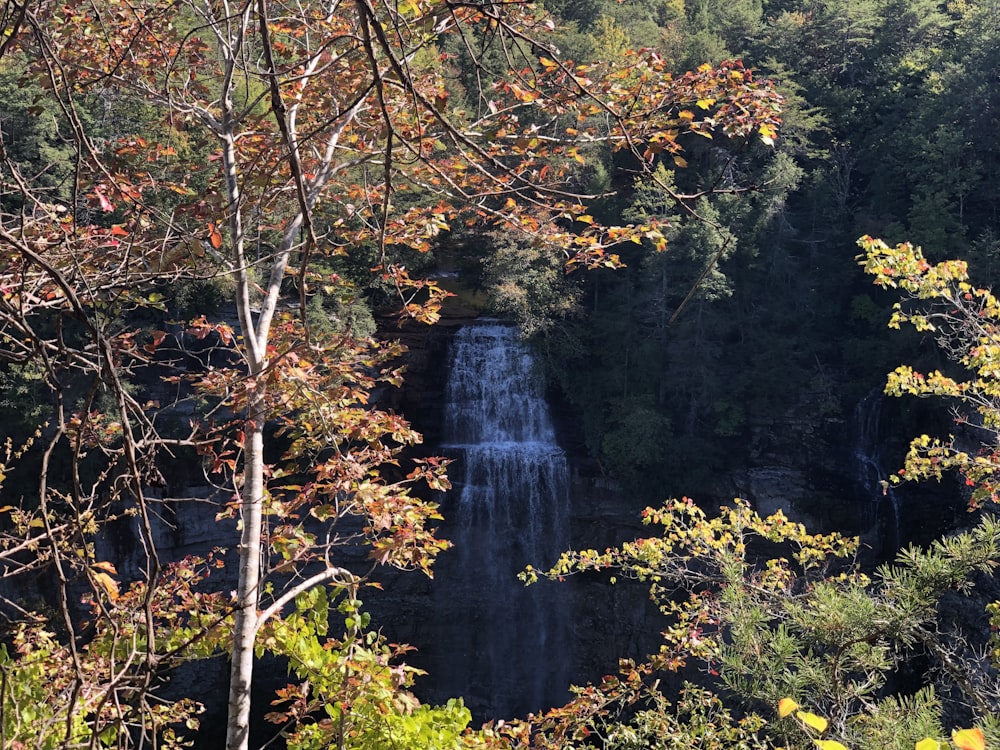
<box><xmin>375</xmin><ymin>297</ymin><xmax>482</xmax><ymax>448</ymax></box>
<box><xmin>723</xmin><ymin>384</ymin><xmax>966</xmax><ymax>563</ymax></box>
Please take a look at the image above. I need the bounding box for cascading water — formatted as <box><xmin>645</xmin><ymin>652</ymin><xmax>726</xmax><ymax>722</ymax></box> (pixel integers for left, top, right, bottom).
<box><xmin>427</xmin><ymin>321</ymin><xmax>572</xmax><ymax>719</ymax></box>
<box><xmin>852</xmin><ymin>389</ymin><xmax>901</xmax><ymax>552</ymax></box>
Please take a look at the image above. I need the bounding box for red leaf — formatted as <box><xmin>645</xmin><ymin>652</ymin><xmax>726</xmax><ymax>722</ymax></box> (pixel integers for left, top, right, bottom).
<box><xmin>95</xmin><ymin>186</ymin><xmax>114</xmax><ymax>212</ymax></box>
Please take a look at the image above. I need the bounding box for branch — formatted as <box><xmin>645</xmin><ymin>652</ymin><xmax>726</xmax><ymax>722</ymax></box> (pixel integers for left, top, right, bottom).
<box><xmin>255</xmin><ymin>566</ymin><xmax>357</xmax><ymax>630</ymax></box>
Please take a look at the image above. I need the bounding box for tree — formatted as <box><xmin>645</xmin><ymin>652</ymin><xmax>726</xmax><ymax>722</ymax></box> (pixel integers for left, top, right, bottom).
<box><xmin>513</xmin><ymin>235</ymin><xmax>1000</xmax><ymax>749</ymax></box>
<box><xmin>525</xmin><ymin>499</ymin><xmax>1000</xmax><ymax>749</ymax></box>
<box><xmin>0</xmin><ymin>1</ymin><xmax>782</xmax><ymax>747</ymax></box>
<box><xmin>859</xmin><ymin>236</ymin><xmax>1000</xmax><ymax>507</ymax></box>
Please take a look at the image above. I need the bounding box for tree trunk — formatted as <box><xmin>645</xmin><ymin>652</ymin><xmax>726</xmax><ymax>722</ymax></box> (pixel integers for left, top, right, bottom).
<box><xmin>226</xmin><ymin>392</ymin><xmax>266</xmax><ymax>750</ymax></box>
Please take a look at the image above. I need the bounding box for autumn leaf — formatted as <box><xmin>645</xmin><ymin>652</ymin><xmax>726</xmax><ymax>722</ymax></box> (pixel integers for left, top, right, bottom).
<box><xmin>797</xmin><ymin>711</ymin><xmax>829</xmax><ymax>733</ymax></box>
<box><xmin>814</xmin><ymin>742</ymin><xmax>849</xmax><ymax>750</ymax></box>
<box><xmin>760</xmin><ymin>122</ymin><xmax>777</xmax><ymax>146</ymax></box>
<box><xmin>952</xmin><ymin>728</ymin><xmax>986</xmax><ymax>750</ymax></box>
<box><xmin>91</xmin><ymin>561</ymin><xmax>120</xmax><ymax>601</ymax></box>
<box><xmin>208</xmin><ymin>223</ymin><xmax>223</xmax><ymax>249</ymax></box>
<box><xmin>778</xmin><ymin>697</ymin><xmax>799</xmax><ymax>718</ymax></box>
<box><xmin>915</xmin><ymin>739</ymin><xmax>948</xmax><ymax>750</ymax></box>
<box><xmin>94</xmin><ymin>186</ymin><xmax>114</xmax><ymax>212</ymax></box>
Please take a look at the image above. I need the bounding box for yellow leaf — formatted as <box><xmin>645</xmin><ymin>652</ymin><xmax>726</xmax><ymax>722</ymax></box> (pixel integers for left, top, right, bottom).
<box><xmin>952</xmin><ymin>728</ymin><xmax>985</xmax><ymax>750</ymax></box>
<box><xmin>92</xmin><ymin>571</ymin><xmax>120</xmax><ymax>601</ymax></box>
<box><xmin>915</xmin><ymin>739</ymin><xmax>947</xmax><ymax>750</ymax></box>
<box><xmin>92</xmin><ymin>560</ymin><xmax>118</xmax><ymax>575</ymax></box>
<box><xmin>759</xmin><ymin>123</ymin><xmax>777</xmax><ymax>147</ymax></box>
<box><xmin>797</xmin><ymin>711</ymin><xmax>829</xmax><ymax>733</ymax></box>
<box><xmin>577</xmin><ymin>214</ymin><xmax>594</xmax><ymax>224</ymax></box>
<box><xmin>778</xmin><ymin>698</ymin><xmax>799</xmax><ymax>718</ymax></box>
<box><xmin>814</xmin><ymin>742</ymin><xmax>849</xmax><ymax>750</ymax></box>
<box><xmin>673</xmin><ymin>155</ymin><xmax>688</xmax><ymax>168</ymax></box>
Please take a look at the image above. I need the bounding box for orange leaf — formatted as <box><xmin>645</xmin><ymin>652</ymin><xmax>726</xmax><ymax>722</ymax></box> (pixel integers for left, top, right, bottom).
<box><xmin>208</xmin><ymin>223</ymin><xmax>223</xmax><ymax>249</ymax></box>
<box><xmin>952</xmin><ymin>728</ymin><xmax>985</xmax><ymax>750</ymax></box>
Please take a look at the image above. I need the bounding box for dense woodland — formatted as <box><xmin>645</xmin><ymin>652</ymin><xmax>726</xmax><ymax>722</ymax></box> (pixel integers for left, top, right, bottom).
<box><xmin>3</xmin><ymin>0</ymin><xmax>1000</xmax><ymax>748</ymax></box>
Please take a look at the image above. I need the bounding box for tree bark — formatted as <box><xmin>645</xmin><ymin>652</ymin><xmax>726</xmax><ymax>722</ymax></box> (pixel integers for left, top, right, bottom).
<box><xmin>225</xmin><ymin>393</ymin><xmax>266</xmax><ymax>750</ymax></box>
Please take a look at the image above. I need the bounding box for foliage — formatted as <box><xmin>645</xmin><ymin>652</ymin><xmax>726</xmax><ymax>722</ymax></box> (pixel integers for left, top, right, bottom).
<box><xmin>479</xmin><ymin>229</ymin><xmax>583</xmax><ymax>335</ymax></box>
<box><xmin>10</xmin><ymin>0</ymin><xmax>1000</xmax><ymax>747</ymax></box>
<box><xmin>525</xmin><ymin>0</ymin><xmax>1000</xmax><ymax>504</ymax></box>
<box><xmin>859</xmin><ymin>236</ymin><xmax>1000</xmax><ymax>508</ymax></box>
<box><xmin>0</xmin><ymin>0</ymin><xmax>784</xmax><ymax>747</ymax></box>
<box><xmin>0</xmin><ymin>555</ymin><xmax>227</xmax><ymax>750</ymax></box>
<box><xmin>521</xmin><ymin>679</ymin><xmax>769</xmax><ymax>750</ymax></box>
<box><xmin>542</xmin><ymin>144</ymin><xmax>803</xmax><ymax>496</ymax></box>
<box><xmin>779</xmin><ymin>698</ymin><xmax>986</xmax><ymax>750</ymax></box>
<box><xmin>526</xmin><ymin>497</ymin><xmax>1000</xmax><ymax>750</ymax></box>
<box><xmin>259</xmin><ymin>586</ymin><xmax>492</xmax><ymax>750</ymax></box>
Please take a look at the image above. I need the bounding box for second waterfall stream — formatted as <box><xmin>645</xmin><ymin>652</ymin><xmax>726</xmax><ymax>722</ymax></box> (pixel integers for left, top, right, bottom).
<box><xmin>428</xmin><ymin>321</ymin><xmax>572</xmax><ymax>720</ymax></box>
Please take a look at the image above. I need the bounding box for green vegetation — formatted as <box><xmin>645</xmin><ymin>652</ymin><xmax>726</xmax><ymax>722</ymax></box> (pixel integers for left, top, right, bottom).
<box><xmin>476</xmin><ymin>0</ymin><xmax>1000</xmax><ymax>501</ymax></box>
<box><xmin>2</xmin><ymin>0</ymin><xmax>1000</xmax><ymax>748</ymax></box>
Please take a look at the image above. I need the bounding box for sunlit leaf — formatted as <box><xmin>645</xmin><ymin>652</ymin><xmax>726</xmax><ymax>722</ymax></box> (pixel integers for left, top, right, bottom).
<box><xmin>92</xmin><ymin>571</ymin><xmax>120</xmax><ymax>601</ymax></box>
<box><xmin>778</xmin><ymin>697</ymin><xmax>799</xmax><ymax>718</ymax></box>
<box><xmin>208</xmin><ymin>223</ymin><xmax>223</xmax><ymax>249</ymax></box>
<box><xmin>94</xmin><ymin>186</ymin><xmax>114</xmax><ymax>212</ymax></box>
<box><xmin>952</xmin><ymin>728</ymin><xmax>986</xmax><ymax>750</ymax></box>
<box><xmin>797</xmin><ymin>711</ymin><xmax>828</xmax><ymax>733</ymax></box>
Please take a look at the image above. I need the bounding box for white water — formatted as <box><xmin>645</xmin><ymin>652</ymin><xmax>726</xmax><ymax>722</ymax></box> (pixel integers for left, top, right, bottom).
<box><xmin>431</xmin><ymin>321</ymin><xmax>572</xmax><ymax>719</ymax></box>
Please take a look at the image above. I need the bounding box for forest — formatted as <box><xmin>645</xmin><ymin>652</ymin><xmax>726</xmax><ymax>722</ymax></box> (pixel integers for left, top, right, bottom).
<box><xmin>1</xmin><ymin>0</ymin><xmax>1000</xmax><ymax>748</ymax></box>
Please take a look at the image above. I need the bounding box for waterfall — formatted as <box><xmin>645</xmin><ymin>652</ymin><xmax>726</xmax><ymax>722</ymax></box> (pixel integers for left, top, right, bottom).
<box><xmin>428</xmin><ymin>321</ymin><xmax>572</xmax><ymax>719</ymax></box>
<box><xmin>852</xmin><ymin>389</ymin><xmax>901</xmax><ymax>551</ymax></box>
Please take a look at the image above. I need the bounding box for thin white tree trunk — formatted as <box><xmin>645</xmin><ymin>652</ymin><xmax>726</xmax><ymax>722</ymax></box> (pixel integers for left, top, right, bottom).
<box><xmin>220</xmin><ymin>63</ymin><xmax>267</xmax><ymax>746</ymax></box>
<box><xmin>226</xmin><ymin>394</ymin><xmax>266</xmax><ymax>750</ymax></box>
<box><xmin>217</xmin><ymin>6</ymin><xmax>362</xmax><ymax>746</ymax></box>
